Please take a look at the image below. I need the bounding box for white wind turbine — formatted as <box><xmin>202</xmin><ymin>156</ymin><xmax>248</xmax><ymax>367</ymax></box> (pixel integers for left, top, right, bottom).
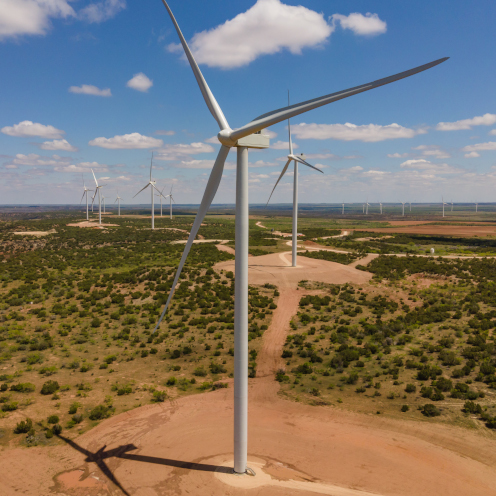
<box><xmin>265</xmin><ymin>92</ymin><xmax>323</xmax><ymax>267</ymax></box>
<box><xmin>134</xmin><ymin>153</ymin><xmax>159</xmax><ymax>229</ymax></box>
<box><xmin>102</xmin><ymin>195</ymin><xmax>106</xmax><ymax>214</ymax></box>
<box><xmin>167</xmin><ymin>185</ymin><xmax>176</xmax><ymax>219</ymax></box>
<box><xmin>154</xmin><ymin>0</ymin><xmax>447</xmax><ymax>475</ymax></box>
<box><xmin>379</xmin><ymin>202</ymin><xmax>383</xmax><ymax>214</ymax></box>
<box><xmin>156</xmin><ymin>187</ymin><xmax>167</xmax><ymax>217</ymax></box>
<box><xmin>451</xmin><ymin>199</ymin><xmax>454</xmax><ymax>212</ymax></box>
<box><xmin>475</xmin><ymin>202</ymin><xmax>478</xmax><ymax>213</ymax></box>
<box><xmin>80</xmin><ymin>174</ymin><xmax>93</xmax><ymax>221</ymax></box>
<box><xmin>114</xmin><ymin>192</ymin><xmax>123</xmax><ymax>216</ymax></box>
<box><xmin>401</xmin><ymin>202</ymin><xmax>406</xmax><ymax>216</ymax></box>
<box><xmin>442</xmin><ymin>196</ymin><xmax>448</xmax><ymax>217</ymax></box>
<box><xmin>342</xmin><ymin>202</ymin><xmax>345</xmax><ymax>215</ymax></box>
<box><xmin>90</xmin><ymin>169</ymin><xmax>105</xmax><ymax>225</ymax></box>
<box><xmin>409</xmin><ymin>201</ymin><xmax>412</xmax><ymax>212</ymax></box>
<box><xmin>365</xmin><ymin>199</ymin><xmax>370</xmax><ymax>215</ymax></box>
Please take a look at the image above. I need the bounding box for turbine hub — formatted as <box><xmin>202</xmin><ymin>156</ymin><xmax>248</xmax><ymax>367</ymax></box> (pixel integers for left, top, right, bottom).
<box><xmin>217</xmin><ymin>128</ymin><xmax>236</xmax><ymax>147</ymax></box>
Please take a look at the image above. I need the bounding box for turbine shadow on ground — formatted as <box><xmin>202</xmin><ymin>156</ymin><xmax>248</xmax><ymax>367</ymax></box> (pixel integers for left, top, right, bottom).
<box><xmin>56</xmin><ymin>434</ymin><xmax>232</xmax><ymax>494</ymax></box>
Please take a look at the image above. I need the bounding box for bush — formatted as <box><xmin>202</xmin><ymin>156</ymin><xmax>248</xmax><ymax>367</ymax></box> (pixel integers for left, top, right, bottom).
<box><xmin>47</xmin><ymin>415</ymin><xmax>59</xmax><ymax>424</ymax></box>
<box><xmin>401</xmin><ymin>405</ymin><xmax>409</xmax><ymax>412</ymax></box>
<box><xmin>14</xmin><ymin>418</ymin><xmax>33</xmax><ymax>434</ymax></box>
<box><xmin>41</xmin><ymin>380</ymin><xmax>59</xmax><ymax>395</ymax></box>
<box><xmin>88</xmin><ymin>404</ymin><xmax>114</xmax><ymax>421</ymax></box>
<box><xmin>405</xmin><ymin>383</ymin><xmax>416</xmax><ymax>393</ymax></box>
<box><xmin>421</xmin><ymin>404</ymin><xmax>441</xmax><ymax>417</ymax></box>
<box><xmin>152</xmin><ymin>390</ymin><xmax>167</xmax><ymax>402</ymax></box>
<box><xmin>295</xmin><ymin>363</ymin><xmax>313</xmax><ymax>375</ymax></box>
<box><xmin>166</xmin><ymin>377</ymin><xmax>177</xmax><ymax>386</ymax></box>
<box><xmin>193</xmin><ymin>367</ymin><xmax>207</xmax><ymax>377</ymax></box>
<box><xmin>68</xmin><ymin>402</ymin><xmax>80</xmax><ymax>414</ymax></box>
<box><xmin>52</xmin><ymin>424</ymin><xmax>62</xmax><ymax>435</ymax></box>
<box><xmin>462</xmin><ymin>401</ymin><xmax>483</xmax><ymax>415</ymax></box>
<box><xmin>209</xmin><ymin>362</ymin><xmax>227</xmax><ymax>374</ymax></box>
<box><xmin>45</xmin><ymin>429</ymin><xmax>54</xmax><ymax>439</ymax></box>
<box><xmin>117</xmin><ymin>385</ymin><xmax>132</xmax><ymax>395</ymax></box>
<box><xmin>2</xmin><ymin>402</ymin><xmax>18</xmax><ymax>412</ymax></box>
<box><xmin>10</xmin><ymin>382</ymin><xmax>35</xmax><ymax>393</ymax></box>
<box><xmin>72</xmin><ymin>413</ymin><xmax>83</xmax><ymax>424</ymax></box>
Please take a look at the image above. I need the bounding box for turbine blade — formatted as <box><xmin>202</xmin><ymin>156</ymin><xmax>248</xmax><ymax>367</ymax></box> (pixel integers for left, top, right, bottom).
<box><xmin>133</xmin><ymin>183</ymin><xmax>150</xmax><ymax>198</ymax></box>
<box><xmin>153</xmin><ymin>145</ymin><xmax>230</xmax><ymax>332</ymax></box>
<box><xmin>230</xmin><ymin>57</ymin><xmax>449</xmax><ymax>141</ymax></box>
<box><xmin>266</xmin><ymin>158</ymin><xmax>292</xmax><ymax>206</ymax></box>
<box><xmin>91</xmin><ymin>168</ymin><xmax>98</xmax><ymax>187</ymax></box>
<box><xmin>288</xmin><ymin>90</ymin><xmax>293</xmax><ymax>155</ymax></box>
<box><xmin>80</xmin><ymin>191</ymin><xmax>86</xmax><ymax>204</ymax></box>
<box><xmin>292</xmin><ymin>155</ymin><xmax>323</xmax><ymax>173</ymax></box>
<box><xmin>160</xmin><ymin>0</ymin><xmax>229</xmax><ymax>131</ymax></box>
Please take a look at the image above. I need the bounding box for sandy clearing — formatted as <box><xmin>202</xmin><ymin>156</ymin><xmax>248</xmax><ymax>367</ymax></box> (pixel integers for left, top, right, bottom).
<box><xmin>216</xmin><ymin>243</ymin><xmax>235</xmax><ymax>255</ymax></box>
<box><xmin>14</xmin><ymin>229</ymin><xmax>56</xmax><ymax>237</ymax></box>
<box><xmin>256</xmin><ymin>221</ymin><xmax>267</xmax><ymax>229</ymax></box>
<box><xmin>171</xmin><ymin>239</ymin><xmax>229</xmax><ymax>245</ymax></box>
<box><xmin>67</xmin><ymin>221</ymin><xmax>118</xmax><ymax>228</ymax></box>
<box><xmin>354</xmin><ymin>225</ymin><xmax>496</xmax><ymax>237</ymax></box>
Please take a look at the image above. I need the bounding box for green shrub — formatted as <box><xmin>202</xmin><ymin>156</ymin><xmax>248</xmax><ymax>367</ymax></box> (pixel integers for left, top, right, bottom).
<box><xmin>421</xmin><ymin>404</ymin><xmax>441</xmax><ymax>417</ymax></box>
<box><xmin>52</xmin><ymin>424</ymin><xmax>62</xmax><ymax>435</ymax></box>
<box><xmin>10</xmin><ymin>382</ymin><xmax>35</xmax><ymax>393</ymax></box>
<box><xmin>166</xmin><ymin>377</ymin><xmax>177</xmax><ymax>386</ymax></box>
<box><xmin>41</xmin><ymin>380</ymin><xmax>59</xmax><ymax>395</ymax></box>
<box><xmin>68</xmin><ymin>402</ymin><xmax>80</xmax><ymax>414</ymax></box>
<box><xmin>14</xmin><ymin>418</ymin><xmax>33</xmax><ymax>434</ymax></box>
<box><xmin>2</xmin><ymin>401</ymin><xmax>18</xmax><ymax>412</ymax></box>
<box><xmin>72</xmin><ymin>413</ymin><xmax>83</xmax><ymax>424</ymax></box>
<box><xmin>117</xmin><ymin>385</ymin><xmax>132</xmax><ymax>395</ymax></box>
<box><xmin>405</xmin><ymin>383</ymin><xmax>416</xmax><ymax>393</ymax></box>
<box><xmin>88</xmin><ymin>404</ymin><xmax>113</xmax><ymax>421</ymax></box>
<box><xmin>401</xmin><ymin>405</ymin><xmax>409</xmax><ymax>412</ymax></box>
<box><xmin>209</xmin><ymin>362</ymin><xmax>227</xmax><ymax>374</ymax></box>
<box><xmin>47</xmin><ymin>415</ymin><xmax>59</xmax><ymax>424</ymax></box>
<box><xmin>45</xmin><ymin>429</ymin><xmax>54</xmax><ymax>439</ymax></box>
<box><xmin>193</xmin><ymin>367</ymin><xmax>207</xmax><ymax>377</ymax></box>
<box><xmin>152</xmin><ymin>390</ymin><xmax>167</xmax><ymax>402</ymax></box>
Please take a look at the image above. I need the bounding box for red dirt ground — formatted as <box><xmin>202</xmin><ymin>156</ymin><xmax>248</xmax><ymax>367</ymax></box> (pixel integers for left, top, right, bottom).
<box><xmin>353</xmin><ymin>224</ymin><xmax>496</xmax><ymax>237</ymax></box>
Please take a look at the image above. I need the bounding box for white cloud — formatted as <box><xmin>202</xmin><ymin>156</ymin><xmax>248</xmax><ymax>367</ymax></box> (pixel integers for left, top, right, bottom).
<box><xmin>89</xmin><ymin>133</ymin><xmax>163</xmax><ymax>149</ymax></box>
<box><xmin>270</xmin><ymin>140</ymin><xmax>298</xmax><ymax>150</ymax></box>
<box><xmin>400</xmin><ymin>159</ymin><xmax>460</xmax><ymax>174</ymax></box>
<box><xmin>305</xmin><ymin>153</ymin><xmax>339</xmax><ymax>160</ymax></box>
<box><xmin>69</xmin><ymin>84</ymin><xmax>111</xmax><ymax>97</ymax></box>
<box><xmin>155</xmin><ymin>130</ymin><xmax>175</xmax><ymax>136</ymax></box>
<box><xmin>173</xmin><ymin>159</ymin><xmax>236</xmax><ymax>170</ymax></box>
<box><xmin>347</xmin><ymin>166</ymin><xmax>364</xmax><ymax>173</ymax></box>
<box><xmin>55</xmin><ymin>161</ymin><xmax>108</xmax><ymax>173</ymax></box>
<box><xmin>169</xmin><ymin>0</ymin><xmax>334</xmax><ymax>69</ymax></box>
<box><xmin>1</xmin><ymin>120</ymin><xmax>64</xmax><ymax>139</ymax></box>
<box><xmin>38</xmin><ymin>139</ymin><xmax>78</xmax><ymax>152</ymax></box>
<box><xmin>126</xmin><ymin>72</ymin><xmax>153</xmax><ymax>92</ymax></box>
<box><xmin>292</xmin><ymin>122</ymin><xmax>425</xmax><ymax>142</ymax></box>
<box><xmin>0</xmin><ymin>0</ymin><xmax>75</xmax><ymax>40</ymax></box>
<box><xmin>464</xmin><ymin>152</ymin><xmax>480</xmax><ymax>158</ymax></box>
<box><xmin>387</xmin><ymin>152</ymin><xmax>409</xmax><ymax>158</ymax></box>
<box><xmin>155</xmin><ymin>142</ymin><xmax>215</xmax><ymax>160</ymax></box>
<box><xmin>205</xmin><ymin>136</ymin><xmax>219</xmax><ymax>144</ymax></box>
<box><xmin>331</xmin><ymin>13</ymin><xmax>387</xmax><ymax>36</ymax></box>
<box><xmin>79</xmin><ymin>0</ymin><xmax>126</xmax><ymax>24</ymax></box>
<box><xmin>489</xmin><ymin>129</ymin><xmax>496</xmax><ymax>136</ymax></box>
<box><xmin>462</xmin><ymin>141</ymin><xmax>496</xmax><ymax>154</ymax></box>
<box><xmin>264</xmin><ymin>129</ymin><xmax>278</xmax><ymax>139</ymax></box>
<box><xmin>413</xmin><ymin>145</ymin><xmax>450</xmax><ymax>159</ymax></box>
<box><xmin>9</xmin><ymin>153</ymin><xmax>71</xmax><ymax>167</ymax></box>
<box><xmin>436</xmin><ymin>113</ymin><xmax>496</xmax><ymax>131</ymax></box>
<box><xmin>250</xmin><ymin>160</ymin><xmax>279</xmax><ymax>168</ymax></box>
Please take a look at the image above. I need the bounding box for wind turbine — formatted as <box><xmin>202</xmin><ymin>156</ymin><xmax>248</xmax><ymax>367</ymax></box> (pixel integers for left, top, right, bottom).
<box><xmin>134</xmin><ymin>153</ymin><xmax>158</xmax><ymax>229</ymax></box>
<box><xmin>80</xmin><ymin>175</ymin><xmax>93</xmax><ymax>221</ymax></box>
<box><xmin>90</xmin><ymin>169</ymin><xmax>105</xmax><ymax>225</ymax></box>
<box><xmin>114</xmin><ymin>192</ymin><xmax>123</xmax><ymax>216</ymax></box>
<box><xmin>475</xmin><ymin>202</ymin><xmax>478</xmax><ymax>213</ymax></box>
<box><xmin>379</xmin><ymin>202</ymin><xmax>383</xmax><ymax>214</ymax></box>
<box><xmin>154</xmin><ymin>0</ymin><xmax>447</xmax><ymax>475</ymax></box>
<box><xmin>167</xmin><ymin>185</ymin><xmax>176</xmax><ymax>220</ymax></box>
<box><xmin>365</xmin><ymin>199</ymin><xmax>370</xmax><ymax>215</ymax></box>
<box><xmin>266</xmin><ymin>92</ymin><xmax>323</xmax><ymax>267</ymax></box>
<box><xmin>401</xmin><ymin>202</ymin><xmax>405</xmax><ymax>216</ymax></box>
<box><xmin>409</xmin><ymin>202</ymin><xmax>412</xmax><ymax>212</ymax></box>
<box><xmin>451</xmin><ymin>199</ymin><xmax>454</xmax><ymax>212</ymax></box>
<box><xmin>442</xmin><ymin>196</ymin><xmax>448</xmax><ymax>217</ymax></box>
<box><xmin>102</xmin><ymin>196</ymin><xmax>106</xmax><ymax>214</ymax></box>
<box><xmin>342</xmin><ymin>202</ymin><xmax>345</xmax><ymax>215</ymax></box>
<box><xmin>156</xmin><ymin>187</ymin><xmax>167</xmax><ymax>217</ymax></box>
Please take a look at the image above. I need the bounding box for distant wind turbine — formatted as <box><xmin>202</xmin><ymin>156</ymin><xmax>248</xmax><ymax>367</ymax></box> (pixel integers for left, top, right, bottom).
<box><xmin>379</xmin><ymin>202</ymin><xmax>383</xmax><ymax>214</ymax></box>
<box><xmin>266</xmin><ymin>92</ymin><xmax>323</xmax><ymax>267</ymax></box>
<box><xmin>365</xmin><ymin>200</ymin><xmax>370</xmax><ymax>215</ymax></box>
<box><xmin>167</xmin><ymin>186</ymin><xmax>176</xmax><ymax>219</ymax></box>
<box><xmin>80</xmin><ymin>174</ymin><xmax>93</xmax><ymax>221</ymax></box>
<box><xmin>90</xmin><ymin>169</ymin><xmax>105</xmax><ymax>225</ymax></box>
<box><xmin>156</xmin><ymin>187</ymin><xmax>167</xmax><ymax>217</ymax></box>
<box><xmin>341</xmin><ymin>202</ymin><xmax>345</xmax><ymax>215</ymax></box>
<box><xmin>409</xmin><ymin>201</ymin><xmax>412</xmax><ymax>212</ymax></box>
<box><xmin>475</xmin><ymin>202</ymin><xmax>478</xmax><ymax>213</ymax></box>
<box><xmin>401</xmin><ymin>202</ymin><xmax>406</xmax><ymax>216</ymax></box>
<box><xmin>114</xmin><ymin>192</ymin><xmax>123</xmax><ymax>216</ymax></box>
<box><xmin>451</xmin><ymin>199</ymin><xmax>454</xmax><ymax>212</ymax></box>
<box><xmin>154</xmin><ymin>0</ymin><xmax>447</xmax><ymax>475</ymax></box>
<box><xmin>134</xmin><ymin>153</ymin><xmax>159</xmax><ymax>229</ymax></box>
<box><xmin>442</xmin><ymin>196</ymin><xmax>448</xmax><ymax>217</ymax></box>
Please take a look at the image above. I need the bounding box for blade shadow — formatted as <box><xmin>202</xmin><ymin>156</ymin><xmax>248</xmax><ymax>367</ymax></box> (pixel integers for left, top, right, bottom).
<box><xmin>57</xmin><ymin>434</ymin><xmax>232</xmax><ymax>495</ymax></box>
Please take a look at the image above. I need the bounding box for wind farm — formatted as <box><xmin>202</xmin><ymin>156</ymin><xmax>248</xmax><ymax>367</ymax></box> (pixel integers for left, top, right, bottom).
<box><xmin>1</xmin><ymin>1</ymin><xmax>496</xmax><ymax>496</ymax></box>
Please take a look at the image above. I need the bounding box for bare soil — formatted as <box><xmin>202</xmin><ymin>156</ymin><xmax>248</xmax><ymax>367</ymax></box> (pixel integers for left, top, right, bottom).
<box><xmin>354</xmin><ymin>224</ymin><xmax>496</xmax><ymax>237</ymax></box>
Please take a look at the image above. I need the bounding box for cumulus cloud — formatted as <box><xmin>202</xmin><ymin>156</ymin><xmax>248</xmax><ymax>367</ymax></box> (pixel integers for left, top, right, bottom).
<box><xmin>8</xmin><ymin>153</ymin><xmax>71</xmax><ymax>167</ymax></box>
<box><xmin>55</xmin><ymin>161</ymin><xmax>108</xmax><ymax>173</ymax></box>
<box><xmin>79</xmin><ymin>0</ymin><xmax>126</xmax><ymax>24</ymax></box>
<box><xmin>436</xmin><ymin>113</ymin><xmax>496</xmax><ymax>131</ymax></box>
<box><xmin>89</xmin><ymin>133</ymin><xmax>163</xmax><ymax>149</ymax></box>
<box><xmin>1</xmin><ymin>120</ymin><xmax>65</xmax><ymax>139</ymax></box>
<box><xmin>126</xmin><ymin>73</ymin><xmax>153</xmax><ymax>92</ymax></box>
<box><xmin>173</xmin><ymin>159</ymin><xmax>236</xmax><ymax>170</ymax></box>
<box><xmin>464</xmin><ymin>151</ymin><xmax>480</xmax><ymax>158</ymax></box>
<box><xmin>387</xmin><ymin>152</ymin><xmax>409</xmax><ymax>158</ymax></box>
<box><xmin>331</xmin><ymin>13</ymin><xmax>387</xmax><ymax>36</ymax></box>
<box><xmin>462</xmin><ymin>141</ymin><xmax>496</xmax><ymax>154</ymax></box>
<box><xmin>413</xmin><ymin>145</ymin><xmax>451</xmax><ymax>159</ymax></box>
<box><xmin>400</xmin><ymin>159</ymin><xmax>460</xmax><ymax>174</ymax></box>
<box><xmin>168</xmin><ymin>0</ymin><xmax>334</xmax><ymax>69</ymax></box>
<box><xmin>37</xmin><ymin>139</ymin><xmax>78</xmax><ymax>152</ymax></box>
<box><xmin>69</xmin><ymin>84</ymin><xmax>112</xmax><ymax>97</ymax></box>
<box><xmin>155</xmin><ymin>130</ymin><xmax>175</xmax><ymax>136</ymax></box>
<box><xmin>291</xmin><ymin>122</ymin><xmax>425</xmax><ymax>142</ymax></box>
<box><xmin>155</xmin><ymin>142</ymin><xmax>215</xmax><ymax>160</ymax></box>
<box><xmin>264</xmin><ymin>129</ymin><xmax>278</xmax><ymax>139</ymax></box>
<box><xmin>489</xmin><ymin>129</ymin><xmax>496</xmax><ymax>136</ymax></box>
<box><xmin>0</xmin><ymin>0</ymin><xmax>75</xmax><ymax>40</ymax></box>
<box><xmin>270</xmin><ymin>140</ymin><xmax>298</xmax><ymax>150</ymax></box>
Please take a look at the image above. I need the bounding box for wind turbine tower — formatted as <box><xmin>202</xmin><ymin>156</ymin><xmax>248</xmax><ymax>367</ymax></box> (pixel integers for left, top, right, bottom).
<box><xmin>266</xmin><ymin>92</ymin><xmax>323</xmax><ymax>268</ymax></box>
<box><xmin>366</xmin><ymin>200</ymin><xmax>370</xmax><ymax>215</ymax></box>
<box><xmin>80</xmin><ymin>175</ymin><xmax>93</xmax><ymax>221</ymax></box>
<box><xmin>402</xmin><ymin>202</ymin><xmax>405</xmax><ymax>216</ymax></box>
<box><xmin>154</xmin><ymin>0</ymin><xmax>447</xmax><ymax>475</ymax></box>
<box><xmin>442</xmin><ymin>196</ymin><xmax>448</xmax><ymax>218</ymax></box>
<box><xmin>114</xmin><ymin>192</ymin><xmax>123</xmax><ymax>216</ymax></box>
<box><xmin>90</xmin><ymin>169</ymin><xmax>105</xmax><ymax>225</ymax></box>
<box><xmin>342</xmin><ymin>202</ymin><xmax>345</xmax><ymax>215</ymax></box>
<box><xmin>476</xmin><ymin>202</ymin><xmax>478</xmax><ymax>213</ymax></box>
<box><xmin>380</xmin><ymin>202</ymin><xmax>383</xmax><ymax>214</ymax></box>
<box><xmin>134</xmin><ymin>153</ymin><xmax>158</xmax><ymax>229</ymax></box>
<box><xmin>168</xmin><ymin>186</ymin><xmax>176</xmax><ymax>220</ymax></box>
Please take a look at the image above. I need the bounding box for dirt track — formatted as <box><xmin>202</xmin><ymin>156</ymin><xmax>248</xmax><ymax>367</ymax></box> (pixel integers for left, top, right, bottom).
<box><xmin>355</xmin><ymin>224</ymin><xmax>496</xmax><ymax>237</ymax></box>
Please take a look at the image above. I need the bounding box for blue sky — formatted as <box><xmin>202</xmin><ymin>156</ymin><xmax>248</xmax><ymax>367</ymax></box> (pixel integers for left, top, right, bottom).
<box><xmin>1</xmin><ymin>0</ymin><xmax>496</xmax><ymax>205</ymax></box>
